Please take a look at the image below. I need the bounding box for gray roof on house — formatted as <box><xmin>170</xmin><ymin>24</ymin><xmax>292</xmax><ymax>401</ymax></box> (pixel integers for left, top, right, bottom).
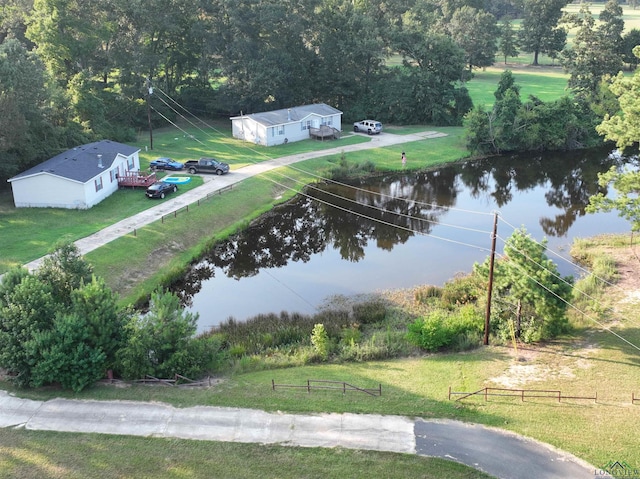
<box><xmin>232</xmin><ymin>103</ymin><xmax>342</xmax><ymax>127</ymax></box>
<box><xmin>8</xmin><ymin>140</ymin><xmax>140</xmax><ymax>183</ymax></box>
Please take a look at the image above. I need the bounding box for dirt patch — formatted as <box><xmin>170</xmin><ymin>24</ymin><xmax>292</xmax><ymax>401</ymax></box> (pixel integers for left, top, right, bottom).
<box><xmin>490</xmin><ymin>362</ymin><xmax>576</xmax><ymax>389</ymax></box>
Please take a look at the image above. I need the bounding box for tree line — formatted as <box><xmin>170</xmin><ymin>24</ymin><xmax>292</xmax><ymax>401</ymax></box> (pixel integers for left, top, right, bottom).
<box><xmin>4</xmin><ymin>0</ymin><xmax>640</xmax><ymax>180</ymax></box>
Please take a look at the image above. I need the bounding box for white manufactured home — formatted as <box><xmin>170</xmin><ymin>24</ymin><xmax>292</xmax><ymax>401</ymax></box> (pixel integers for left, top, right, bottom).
<box><xmin>231</xmin><ymin>103</ymin><xmax>342</xmax><ymax>146</ymax></box>
<box><xmin>8</xmin><ymin>140</ymin><xmax>141</xmax><ymax>209</ymax></box>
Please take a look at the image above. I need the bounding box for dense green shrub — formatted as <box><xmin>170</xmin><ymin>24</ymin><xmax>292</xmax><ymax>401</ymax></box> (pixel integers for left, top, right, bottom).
<box><xmin>407</xmin><ymin>306</ymin><xmax>483</xmax><ymax>352</ymax></box>
<box><xmin>407</xmin><ymin>311</ymin><xmax>452</xmax><ymax>351</ymax></box>
<box><xmin>116</xmin><ymin>290</ymin><xmax>210</xmax><ymax>380</ymax></box>
<box><xmin>352</xmin><ymin>298</ymin><xmax>388</xmax><ymax>325</ymax></box>
<box><xmin>440</xmin><ymin>275</ymin><xmax>481</xmax><ymax>308</ymax></box>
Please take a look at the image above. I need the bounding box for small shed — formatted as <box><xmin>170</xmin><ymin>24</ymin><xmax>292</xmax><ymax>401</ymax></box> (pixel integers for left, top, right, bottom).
<box><xmin>231</xmin><ymin>103</ymin><xmax>342</xmax><ymax>146</ymax></box>
<box><xmin>8</xmin><ymin>140</ymin><xmax>141</xmax><ymax>209</ymax></box>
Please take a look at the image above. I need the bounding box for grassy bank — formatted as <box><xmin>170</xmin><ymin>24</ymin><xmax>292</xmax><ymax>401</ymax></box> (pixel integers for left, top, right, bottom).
<box><xmin>87</xmin><ymin>126</ymin><xmax>469</xmax><ymax>303</ymax></box>
<box><xmin>5</xmin><ymin>234</ymin><xmax>639</xmax><ymax>471</ymax></box>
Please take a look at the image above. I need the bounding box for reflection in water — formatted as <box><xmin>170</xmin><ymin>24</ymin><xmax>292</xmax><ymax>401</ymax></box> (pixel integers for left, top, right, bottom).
<box><xmin>171</xmin><ymin>148</ymin><xmax>633</xmax><ymax>327</ymax></box>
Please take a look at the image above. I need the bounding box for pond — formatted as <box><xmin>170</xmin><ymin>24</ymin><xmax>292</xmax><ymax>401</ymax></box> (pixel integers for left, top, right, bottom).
<box><xmin>171</xmin><ymin>148</ymin><xmax>636</xmax><ymax>332</ymax></box>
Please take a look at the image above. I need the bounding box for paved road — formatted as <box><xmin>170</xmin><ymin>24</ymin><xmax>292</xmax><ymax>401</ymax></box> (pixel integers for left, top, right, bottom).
<box><xmin>0</xmin><ymin>391</ymin><xmax>598</xmax><ymax>479</ymax></box>
<box><xmin>22</xmin><ymin>131</ymin><xmax>445</xmax><ymax>272</ymax></box>
<box><xmin>415</xmin><ymin>419</ymin><xmax>598</xmax><ymax>479</ymax></box>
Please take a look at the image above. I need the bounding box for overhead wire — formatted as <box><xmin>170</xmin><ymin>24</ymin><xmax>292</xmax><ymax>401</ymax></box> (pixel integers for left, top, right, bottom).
<box><xmin>152</xmin><ymin>86</ymin><xmax>495</xmax><ymax>219</ymax></box>
<box><xmin>151</xmin><ymin>86</ymin><xmax>494</xmax><ymax>238</ymax></box>
<box><xmin>497</xmin><ymin>216</ymin><xmax>640</xmax><ymax>328</ymax></box>
<box><xmin>494</xmin><ymin>251</ymin><xmax>640</xmax><ymax>353</ymax></box>
<box><xmin>149</xmin><ymin>87</ymin><xmax>640</xmax><ymax>349</ymax></box>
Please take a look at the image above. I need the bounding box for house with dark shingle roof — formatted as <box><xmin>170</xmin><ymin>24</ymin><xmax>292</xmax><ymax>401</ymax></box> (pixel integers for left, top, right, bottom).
<box><xmin>230</xmin><ymin>103</ymin><xmax>342</xmax><ymax>146</ymax></box>
<box><xmin>8</xmin><ymin>140</ymin><xmax>141</xmax><ymax>209</ymax></box>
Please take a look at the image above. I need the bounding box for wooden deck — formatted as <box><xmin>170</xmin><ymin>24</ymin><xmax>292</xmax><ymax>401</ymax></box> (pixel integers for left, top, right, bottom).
<box><xmin>309</xmin><ymin>125</ymin><xmax>341</xmax><ymax>141</ymax></box>
<box><xmin>117</xmin><ymin>171</ymin><xmax>157</xmax><ymax>188</ymax></box>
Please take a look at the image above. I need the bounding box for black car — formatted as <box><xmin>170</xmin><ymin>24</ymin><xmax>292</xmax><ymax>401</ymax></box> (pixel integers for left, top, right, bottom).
<box><xmin>146</xmin><ymin>181</ymin><xmax>178</xmax><ymax>199</ymax></box>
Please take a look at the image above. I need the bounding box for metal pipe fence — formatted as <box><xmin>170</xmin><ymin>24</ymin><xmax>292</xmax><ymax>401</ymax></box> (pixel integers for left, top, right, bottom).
<box><xmin>160</xmin><ymin>184</ymin><xmax>234</xmax><ymax>223</ymax></box>
<box><xmin>272</xmin><ymin>379</ymin><xmax>382</xmax><ymax>396</ymax></box>
<box><xmin>448</xmin><ymin>386</ymin><xmax>597</xmax><ymax>403</ymax></box>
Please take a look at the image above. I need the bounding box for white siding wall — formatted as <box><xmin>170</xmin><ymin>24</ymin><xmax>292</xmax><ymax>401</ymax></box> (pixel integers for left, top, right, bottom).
<box><xmin>232</xmin><ymin>111</ymin><xmax>342</xmax><ymax>147</ymax></box>
<box><xmin>232</xmin><ymin>117</ymin><xmax>259</xmax><ymax>144</ymax></box>
<box><xmin>11</xmin><ymin>152</ymin><xmax>139</xmax><ymax>209</ymax></box>
<box><xmin>11</xmin><ymin>175</ymin><xmax>86</xmax><ymax>208</ymax></box>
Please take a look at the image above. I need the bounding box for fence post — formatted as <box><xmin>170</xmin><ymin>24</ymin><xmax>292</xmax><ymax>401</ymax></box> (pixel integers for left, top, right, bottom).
<box><xmin>343</xmin><ymin>382</ymin><xmax>346</xmax><ymax>395</ymax></box>
<box><xmin>448</xmin><ymin>386</ymin><xmax>451</xmax><ymax>401</ymax></box>
<box><xmin>272</xmin><ymin>379</ymin><xmax>275</xmax><ymax>391</ymax></box>
<box><xmin>484</xmin><ymin>388</ymin><xmax>488</xmax><ymax>401</ymax></box>
<box><xmin>379</xmin><ymin>384</ymin><xmax>382</xmax><ymax>396</ymax></box>
<box><xmin>307</xmin><ymin>379</ymin><xmax>310</xmax><ymax>394</ymax></box>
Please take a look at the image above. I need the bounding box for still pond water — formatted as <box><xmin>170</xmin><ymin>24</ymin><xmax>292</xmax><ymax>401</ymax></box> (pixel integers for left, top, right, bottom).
<box><xmin>172</xmin><ymin>148</ymin><xmax>636</xmax><ymax>332</ymax></box>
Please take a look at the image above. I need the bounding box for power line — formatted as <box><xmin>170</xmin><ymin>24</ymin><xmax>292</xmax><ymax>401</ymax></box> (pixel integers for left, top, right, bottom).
<box><xmin>148</xmin><ymin>88</ymin><xmax>640</xmax><ymax>348</ymax></box>
<box><xmin>497</xmin><ymin>216</ymin><xmax>640</xmax><ymax>328</ymax></box>
<box><xmin>151</xmin><ymin>86</ymin><xmax>496</xmax><ymax>219</ymax></box>
<box><xmin>151</xmin><ymin>86</ymin><xmax>494</xmax><ymax>237</ymax></box>
<box><xmin>495</xmin><ymin>251</ymin><xmax>640</xmax><ymax>353</ymax></box>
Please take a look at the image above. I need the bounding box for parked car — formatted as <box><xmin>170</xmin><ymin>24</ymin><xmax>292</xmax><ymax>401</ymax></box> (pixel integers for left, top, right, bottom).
<box><xmin>150</xmin><ymin>157</ymin><xmax>184</xmax><ymax>171</ymax></box>
<box><xmin>353</xmin><ymin>120</ymin><xmax>383</xmax><ymax>135</ymax></box>
<box><xmin>146</xmin><ymin>181</ymin><xmax>178</xmax><ymax>199</ymax></box>
<box><xmin>184</xmin><ymin>157</ymin><xmax>230</xmax><ymax>175</ymax></box>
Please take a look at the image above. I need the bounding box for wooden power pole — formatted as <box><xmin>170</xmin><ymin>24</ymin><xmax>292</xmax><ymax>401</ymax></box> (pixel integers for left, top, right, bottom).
<box><xmin>484</xmin><ymin>212</ymin><xmax>498</xmax><ymax>345</ymax></box>
<box><xmin>146</xmin><ymin>78</ymin><xmax>153</xmax><ymax>151</ymax></box>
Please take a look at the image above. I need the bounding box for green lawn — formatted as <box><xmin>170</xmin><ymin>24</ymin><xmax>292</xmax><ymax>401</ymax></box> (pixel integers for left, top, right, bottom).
<box><xmin>5</xmin><ymin>310</ymin><xmax>640</xmax><ymax>470</ymax></box>
<box><xmin>0</xmin><ymin>428</ymin><xmax>493</xmax><ymax>479</ymax></box>
<box><xmin>465</xmin><ymin>66</ymin><xmax>570</xmax><ymax>108</ymax></box>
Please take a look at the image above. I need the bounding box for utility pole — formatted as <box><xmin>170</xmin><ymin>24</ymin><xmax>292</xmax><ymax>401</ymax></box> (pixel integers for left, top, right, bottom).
<box><xmin>484</xmin><ymin>212</ymin><xmax>498</xmax><ymax>345</ymax></box>
<box><xmin>146</xmin><ymin>78</ymin><xmax>153</xmax><ymax>150</ymax></box>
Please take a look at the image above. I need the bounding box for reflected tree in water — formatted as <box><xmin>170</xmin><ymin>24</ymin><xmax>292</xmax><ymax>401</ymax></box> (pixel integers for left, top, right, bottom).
<box><xmin>171</xmin><ymin>149</ymin><xmax>633</xmax><ymax>306</ymax></box>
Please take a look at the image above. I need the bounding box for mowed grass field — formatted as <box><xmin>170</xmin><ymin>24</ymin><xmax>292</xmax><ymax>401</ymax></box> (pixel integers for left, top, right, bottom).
<box><xmin>3</xmin><ymin>9</ymin><xmax>640</xmax><ymax>475</ymax></box>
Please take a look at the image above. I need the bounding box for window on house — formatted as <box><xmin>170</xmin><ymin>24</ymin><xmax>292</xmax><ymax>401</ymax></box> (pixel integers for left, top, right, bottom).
<box><xmin>110</xmin><ymin>169</ymin><xmax>118</xmax><ymax>182</ymax></box>
<box><xmin>277</xmin><ymin>125</ymin><xmax>284</xmax><ymax>135</ymax></box>
<box><xmin>127</xmin><ymin>157</ymin><xmax>134</xmax><ymax>169</ymax></box>
<box><xmin>95</xmin><ymin>177</ymin><xmax>103</xmax><ymax>192</ymax></box>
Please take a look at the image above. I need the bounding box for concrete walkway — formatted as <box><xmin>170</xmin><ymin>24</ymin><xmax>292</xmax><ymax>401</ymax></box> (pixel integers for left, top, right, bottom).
<box><xmin>0</xmin><ymin>391</ymin><xmax>598</xmax><ymax>479</ymax></box>
<box><xmin>22</xmin><ymin>131</ymin><xmax>445</xmax><ymax>272</ymax></box>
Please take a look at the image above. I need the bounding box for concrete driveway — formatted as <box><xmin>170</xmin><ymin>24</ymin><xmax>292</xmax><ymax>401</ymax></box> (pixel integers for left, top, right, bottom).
<box><xmin>0</xmin><ymin>391</ymin><xmax>598</xmax><ymax>479</ymax></box>
<box><xmin>22</xmin><ymin>131</ymin><xmax>445</xmax><ymax>272</ymax></box>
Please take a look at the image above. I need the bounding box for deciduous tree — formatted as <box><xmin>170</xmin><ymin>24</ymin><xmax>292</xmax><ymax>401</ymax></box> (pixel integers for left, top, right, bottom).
<box><xmin>561</xmin><ymin>4</ymin><xmax>623</xmax><ymax>98</ymax></box>
<box><xmin>447</xmin><ymin>6</ymin><xmax>499</xmax><ymax>72</ymax></box>
<box><xmin>518</xmin><ymin>0</ymin><xmax>568</xmax><ymax>65</ymax></box>
<box><xmin>499</xmin><ymin>17</ymin><xmax>519</xmax><ymax>64</ymax></box>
